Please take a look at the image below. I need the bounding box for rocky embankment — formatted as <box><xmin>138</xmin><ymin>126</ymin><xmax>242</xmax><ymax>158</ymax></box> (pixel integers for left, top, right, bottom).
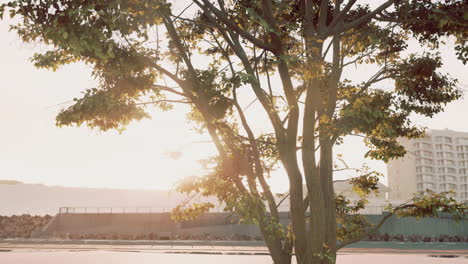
<box><xmin>1</xmin><ymin>214</ymin><xmax>466</xmax><ymax>242</ymax></box>
<box><xmin>0</xmin><ymin>215</ymin><xmax>52</xmax><ymax>238</ymax></box>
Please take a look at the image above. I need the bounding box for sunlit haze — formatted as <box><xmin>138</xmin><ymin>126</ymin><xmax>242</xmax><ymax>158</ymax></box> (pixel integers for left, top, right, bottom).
<box><xmin>1</xmin><ymin>3</ymin><xmax>467</xmax><ymax>192</ymax></box>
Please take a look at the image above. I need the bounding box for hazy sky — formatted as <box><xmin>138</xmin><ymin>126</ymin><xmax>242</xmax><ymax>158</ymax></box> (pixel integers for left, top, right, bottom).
<box><xmin>0</xmin><ymin>2</ymin><xmax>467</xmax><ymax>192</ymax></box>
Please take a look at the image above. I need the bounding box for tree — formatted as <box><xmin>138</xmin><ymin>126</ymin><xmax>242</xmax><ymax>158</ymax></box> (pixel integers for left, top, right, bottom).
<box><xmin>2</xmin><ymin>1</ymin><xmax>467</xmax><ymax>263</ymax></box>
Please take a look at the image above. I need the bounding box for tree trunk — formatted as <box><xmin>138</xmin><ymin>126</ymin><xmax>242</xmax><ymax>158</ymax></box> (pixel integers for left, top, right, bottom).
<box><xmin>281</xmin><ymin>152</ymin><xmax>308</xmax><ymax>264</ymax></box>
<box><xmin>320</xmin><ymin>139</ymin><xmax>338</xmax><ymax>263</ymax></box>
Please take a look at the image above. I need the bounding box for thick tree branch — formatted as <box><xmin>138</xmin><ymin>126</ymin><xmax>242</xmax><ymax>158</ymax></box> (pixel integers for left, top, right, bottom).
<box><xmin>152</xmin><ymin>84</ymin><xmax>189</xmax><ymax>98</ymax></box>
<box><xmin>193</xmin><ymin>0</ymin><xmax>276</xmax><ymax>52</ymax></box>
<box><xmin>318</xmin><ymin>0</ymin><xmax>330</xmax><ymax>34</ymax></box>
<box><xmin>328</xmin><ymin>0</ymin><xmax>356</xmax><ymax>30</ymax></box>
<box><xmin>232</xmin><ymin>89</ymin><xmax>280</xmax><ymax>220</ymax></box>
<box><xmin>336</xmin><ymin>213</ymin><xmax>393</xmax><ymax>250</ymax></box>
<box><xmin>335</xmin><ymin>0</ymin><xmax>396</xmax><ymax>34</ymax></box>
<box><xmin>163</xmin><ymin>17</ymin><xmax>199</xmax><ymax>83</ymax></box>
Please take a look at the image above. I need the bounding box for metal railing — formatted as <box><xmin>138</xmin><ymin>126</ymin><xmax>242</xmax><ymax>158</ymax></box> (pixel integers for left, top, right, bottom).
<box><xmin>59</xmin><ymin>205</ymin><xmax>389</xmax><ymax>215</ymax></box>
<box><xmin>356</xmin><ymin>206</ymin><xmax>388</xmax><ymax>215</ymax></box>
<box><xmin>59</xmin><ymin>206</ymin><xmax>169</xmax><ymax>214</ymax></box>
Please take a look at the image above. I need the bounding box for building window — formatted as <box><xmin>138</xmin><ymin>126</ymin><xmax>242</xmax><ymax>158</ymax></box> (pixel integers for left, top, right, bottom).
<box><xmin>423</xmin><ymin>158</ymin><xmax>433</xmax><ymax>165</ymax></box>
<box><xmin>447</xmin><ymin>176</ymin><xmax>457</xmax><ymax>182</ymax></box>
<box><xmin>423</xmin><ymin>151</ymin><xmax>433</xmax><ymax>157</ymax></box>
<box><xmin>424</xmin><ymin>183</ymin><xmax>435</xmax><ymax>189</ymax></box>
<box><xmin>423</xmin><ymin>166</ymin><xmax>433</xmax><ymax>173</ymax></box>
<box><xmin>447</xmin><ymin>167</ymin><xmax>456</xmax><ymax>174</ymax></box>
<box><xmin>423</xmin><ymin>175</ymin><xmax>434</xmax><ymax>181</ymax></box>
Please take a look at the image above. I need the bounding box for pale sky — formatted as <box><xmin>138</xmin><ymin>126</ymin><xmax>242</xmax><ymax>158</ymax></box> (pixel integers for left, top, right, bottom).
<box><xmin>0</xmin><ymin>2</ymin><xmax>467</xmax><ymax>192</ymax></box>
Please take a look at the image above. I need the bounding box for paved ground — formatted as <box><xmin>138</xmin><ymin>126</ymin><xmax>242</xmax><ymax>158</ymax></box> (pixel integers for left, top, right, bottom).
<box><xmin>1</xmin><ymin>251</ymin><xmax>467</xmax><ymax>264</ymax></box>
<box><xmin>0</xmin><ymin>239</ymin><xmax>467</xmax><ymax>256</ymax></box>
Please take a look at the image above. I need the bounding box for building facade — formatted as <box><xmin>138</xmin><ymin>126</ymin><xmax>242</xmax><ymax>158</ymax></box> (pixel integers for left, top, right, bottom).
<box><xmin>388</xmin><ymin>129</ymin><xmax>468</xmax><ymax>202</ymax></box>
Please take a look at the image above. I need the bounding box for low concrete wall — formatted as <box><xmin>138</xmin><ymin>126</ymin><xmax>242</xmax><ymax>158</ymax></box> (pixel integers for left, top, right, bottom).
<box><xmin>51</xmin><ymin>213</ymin><xmax>178</xmax><ymax>236</ymax></box>
<box><xmin>367</xmin><ymin>214</ymin><xmax>468</xmax><ymax>237</ymax></box>
<box><xmin>41</xmin><ymin>212</ymin><xmax>467</xmax><ymax>238</ymax></box>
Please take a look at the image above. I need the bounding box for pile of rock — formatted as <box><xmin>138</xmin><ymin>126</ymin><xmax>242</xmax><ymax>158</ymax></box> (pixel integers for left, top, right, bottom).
<box><xmin>0</xmin><ymin>215</ymin><xmax>52</xmax><ymax>238</ymax></box>
<box><xmin>53</xmin><ymin>232</ymin><xmax>264</xmax><ymax>241</ymax></box>
<box><xmin>52</xmin><ymin>232</ymin><xmax>468</xmax><ymax>242</ymax></box>
<box><xmin>366</xmin><ymin>233</ymin><xmax>468</xmax><ymax>242</ymax></box>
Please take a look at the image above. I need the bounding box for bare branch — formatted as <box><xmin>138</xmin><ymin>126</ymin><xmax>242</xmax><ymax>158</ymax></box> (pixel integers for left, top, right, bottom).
<box><xmin>243</xmin><ymin>98</ymin><xmax>258</xmax><ymax>112</ymax></box>
<box><xmin>172</xmin><ymin>2</ymin><xmax>195</xmax><ymax>22</ymax></box>
<box><xmin>333</xmin><ymin>168</ymin><xmax>358</xmax><ymax>172</ymax></box>
<box><xmin>264</xmin><ymin>53</ymin><xmax>274</xmax><ymax>98</ymax></box>
<box><xmin>276</xmin><ymin>193</ymin><xmax>290</xmax><ymax>209</ymax></box>
<box><xmin>375</xmin><ymin>15</ymin><xmax>432</xmax><ymax>24</ymax></box>
<box><xmin>342</xmin><ymin>49</ymin><xmax>378</xmax><ymax>67</ymax></box>
<box><xmin>134</xmin><ymin>99</ymin><xmax>191</xmax><ymax>106</ymax></box>
<box><xmin>322</xmin><ymin>36</ymin><xmax>335</xmax><ymax>60</ymax></box>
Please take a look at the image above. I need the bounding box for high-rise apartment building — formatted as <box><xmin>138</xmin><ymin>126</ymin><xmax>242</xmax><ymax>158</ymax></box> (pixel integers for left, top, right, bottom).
<box><xmin>388</xmin><ymin>129</ymin><xmax>468</xmax><ymax>202</ymax></box>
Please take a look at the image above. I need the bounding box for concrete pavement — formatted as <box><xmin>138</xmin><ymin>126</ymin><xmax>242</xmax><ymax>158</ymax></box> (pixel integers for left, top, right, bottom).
<box><xmin>0</xmin><ymin>239</ymin><xmax>467</xmax><ymax>256</ymax></box>
<box><xmin>1</xmin><ymin>251</ymin><xmax>467</xmax><ymax>264</ymax></box>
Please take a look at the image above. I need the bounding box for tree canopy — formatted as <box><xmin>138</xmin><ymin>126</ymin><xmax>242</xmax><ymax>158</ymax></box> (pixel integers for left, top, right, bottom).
<box><xmin>2</xmin><ymin>1</ymin><xmax>467</xmax><ymax>263</ymax></box>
